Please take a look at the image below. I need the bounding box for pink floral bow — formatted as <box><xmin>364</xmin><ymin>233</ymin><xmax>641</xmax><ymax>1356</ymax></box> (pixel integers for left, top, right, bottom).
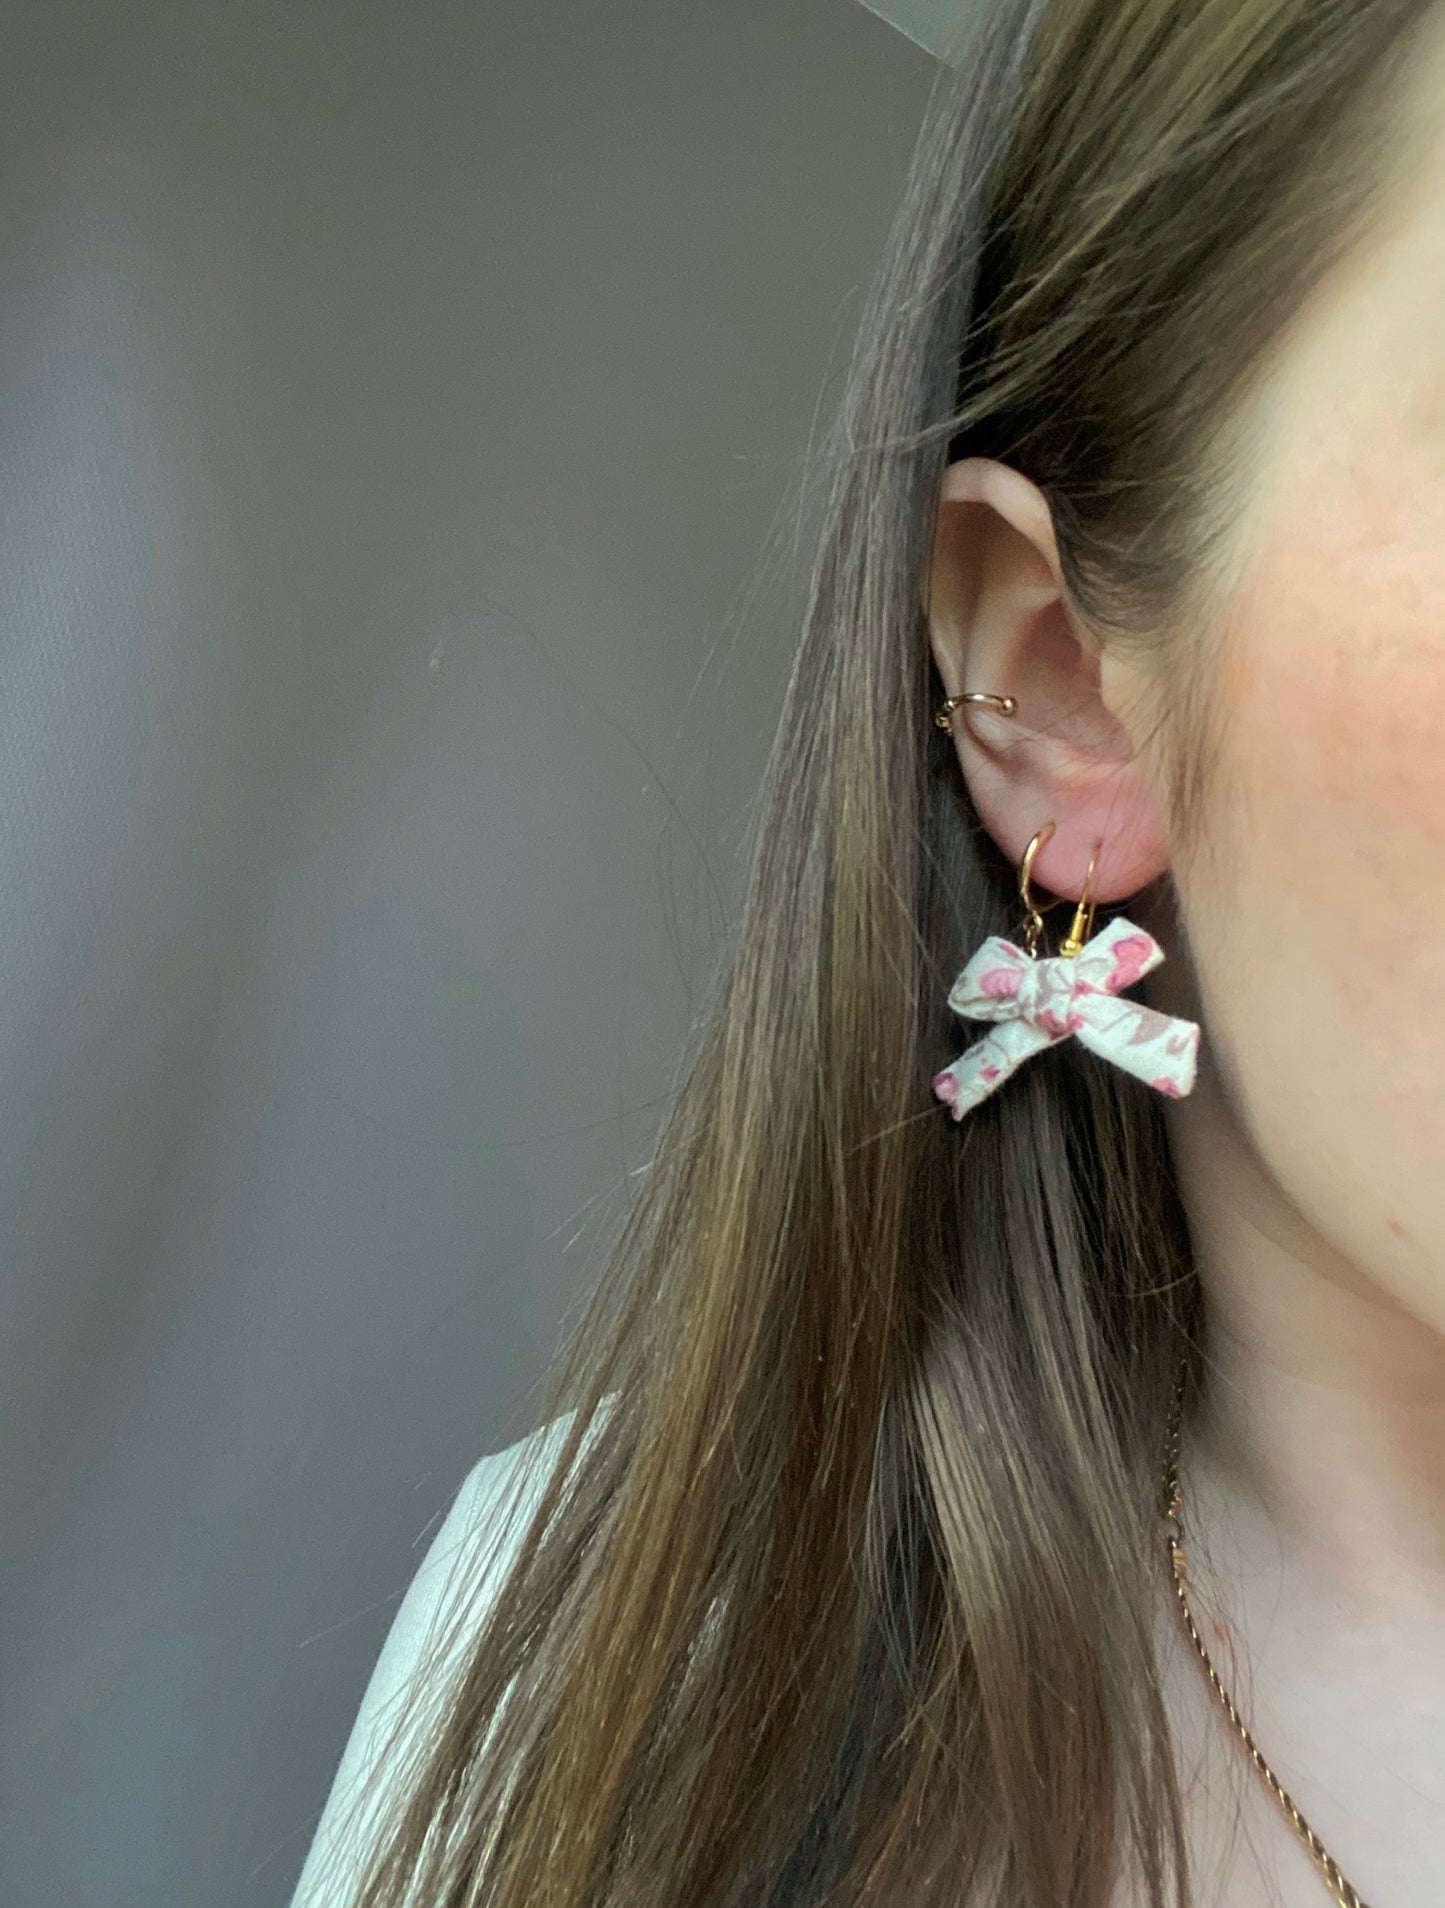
<box><xmin>932</xmin><ymin>914</ymin><xmax>1200</xmax><ymax>1121</ymax></box>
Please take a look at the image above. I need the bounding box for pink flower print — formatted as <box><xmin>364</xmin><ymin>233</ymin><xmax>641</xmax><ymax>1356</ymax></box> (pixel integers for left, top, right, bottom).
<box><xmin>1105</xmin><ymin>933</ymin><xmax>1153</xmax><ymax>993</ymax></box>
<box><xmin>978</xmin><ymin>964</ymin><xmax>1022</xmax><ymax>998</ymax></box>
<box><xmin>934</xmin><ymin>915</ymin><xmax>1198</xmax><ymax>1120</ymax></box>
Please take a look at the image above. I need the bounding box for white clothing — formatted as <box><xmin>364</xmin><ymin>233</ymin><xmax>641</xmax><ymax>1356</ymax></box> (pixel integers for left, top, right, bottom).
<box><xmin>289</xmin><ymin>1413</ymin><xmax>576</xmax><ymax>1907</ymax></box>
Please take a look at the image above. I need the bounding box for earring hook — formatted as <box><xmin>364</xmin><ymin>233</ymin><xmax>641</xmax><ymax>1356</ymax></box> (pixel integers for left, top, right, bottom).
<box><xmin>1018</xmin><ymin>823</ymin><xmax>1056</xmax><ymax>956</ymax></box>
<box><xmin>1018</xmin><ymin>825</ymin><xmax>1100</xmax><ymax>959</ymax></box>
<box><xmin>1057</xmin><ymin>840</ymin><xmax>1100</xmax><ymax>959</ymax></box>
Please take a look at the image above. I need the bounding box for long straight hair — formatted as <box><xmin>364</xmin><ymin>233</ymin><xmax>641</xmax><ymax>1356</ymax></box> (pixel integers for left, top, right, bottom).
<box><xmin>337</xmin><ymin>4</ymin><xmax>1442</xmax><ymax>1904</ymax></box>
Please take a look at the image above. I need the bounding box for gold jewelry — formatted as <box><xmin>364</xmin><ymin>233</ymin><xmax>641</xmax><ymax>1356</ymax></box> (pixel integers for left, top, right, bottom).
<box><xmin>937</xmin><ymin>697</ymin><xmax>1095</xmax><ymax>956</ymax></box>
<box><xmin>933</xmin><ymin>689</ymin><xmax>1018</xmax><ymax>728</ymax></box>
<box><xmin>1016</xmin><ymin>818</ymin><xmax>1097</xmax><ymax>960</ymax></box>
<box><xmin>943</xmin><ymin>695</ymin><xmax>1335</xmax><ymax>1886</ymax></box>
<box><xmin>1054</xmin><ymin>835</ymin><xmax>1097</xmax><ymax>959</ymax></box>
<box><xmin>948</xmin><ymin>693</ymin><xmax>1366</xmax><ymax>1898</ymax></box>
<box><xmin>1161</xmin><ymin>1356</ymin><xmax>1372</xmax><ymax>1908</ymax></box>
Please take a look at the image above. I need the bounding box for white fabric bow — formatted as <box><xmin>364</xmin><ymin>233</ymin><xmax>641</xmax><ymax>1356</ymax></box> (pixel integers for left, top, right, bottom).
<box><xmin>931</xmin><ymin>914</ymin><xmax>1200</xmax><ymax>1120</ymax></box>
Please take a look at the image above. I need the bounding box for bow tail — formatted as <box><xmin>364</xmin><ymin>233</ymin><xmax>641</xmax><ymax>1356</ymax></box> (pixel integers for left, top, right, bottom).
<box><xmin>1070</xmin><ymin>998</ymin><xmax>1201</xmax><ymax>1099</ymax></box>
<box><xmin>932</xmin><ymin>1018</ymin><xmax>1057</xmax><ymax>1121</ymax></box>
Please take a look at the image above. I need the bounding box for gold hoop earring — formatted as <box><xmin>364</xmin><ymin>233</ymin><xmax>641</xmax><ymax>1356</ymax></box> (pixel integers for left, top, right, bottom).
<box><xmin>1017</xmin><ymin>820</ymin><xmax>1055</xmax><ymax>957</ymax></box>
<box><xmin>1056</xmin><ymin>839</ymin><xmax>1099</xmax><ymax>959</ymax></box>
<box><xmin>930</xmin><ymin>687</ymin><xmax>1200</xmax><ymax>1121</ymax></box>
<box><xmin>933</xmin><ymin>690</ymin><xmax>1017</xmax><ymax>729</ymax></box>
<box><xmin>934</xmin><ymin>689</ymin><xmax>1095</xmax><ymax>960</ymax></box>
<box><xmin>1018</xmin><ymin>823</ymin><xmax>1099</xmax><ymax>959</ymax></box>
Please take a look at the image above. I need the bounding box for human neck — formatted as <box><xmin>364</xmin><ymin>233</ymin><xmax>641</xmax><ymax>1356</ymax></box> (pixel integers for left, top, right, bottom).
<box><xmin>1169</xmin><ymin>1084</ymin><xmax>1445</xmax><ymax>1616</ymax></box>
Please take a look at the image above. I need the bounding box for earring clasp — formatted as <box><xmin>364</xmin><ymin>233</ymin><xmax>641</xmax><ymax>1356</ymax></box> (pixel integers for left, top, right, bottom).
<box><xmin>1019</xmin><ymin>825</ymin><xmax>1099</xmax><ymax>959</ymax></box>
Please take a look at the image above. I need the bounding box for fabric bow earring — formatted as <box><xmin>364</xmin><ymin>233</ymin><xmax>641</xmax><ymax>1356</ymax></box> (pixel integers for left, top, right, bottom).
<box><xmin>930</xmin><ymin>692</ymin><xmax>1202</xmax><ymax>1121</ymax></box>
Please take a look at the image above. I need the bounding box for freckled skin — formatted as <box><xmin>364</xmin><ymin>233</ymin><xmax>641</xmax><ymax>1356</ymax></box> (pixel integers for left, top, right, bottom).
<box><xmin>1166</xmin><ymin>232</ymin><xmax>1445</xmax><ymax>1345</ymax></box>
<box><xmin>1083</xmin><ymin>85</ymin><xmax>1445</xmax><ymax>1886</ymax></box>
<box><xmin>926</xmin><ymin>18</ymin><xmax>1445</xmax><ymax>1895</ymax></box>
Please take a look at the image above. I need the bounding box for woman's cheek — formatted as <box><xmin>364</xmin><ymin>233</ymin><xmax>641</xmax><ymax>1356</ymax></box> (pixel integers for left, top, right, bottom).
<box><xmin>1223</xmin><ymin>432</ymin><xmax>1445</xmax><ymax>947</ymax></box>
<box><xmin>1183</xmin><ymin>462</ymin><xmax>1445</xmax><ymax>1275</ymax></box>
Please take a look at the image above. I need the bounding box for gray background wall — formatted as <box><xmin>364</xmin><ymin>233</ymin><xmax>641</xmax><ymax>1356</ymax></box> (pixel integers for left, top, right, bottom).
<box><xmin>0</xmin><ymin>3</ymin><xmax>938</xmax><ymax>1902</ymax></box>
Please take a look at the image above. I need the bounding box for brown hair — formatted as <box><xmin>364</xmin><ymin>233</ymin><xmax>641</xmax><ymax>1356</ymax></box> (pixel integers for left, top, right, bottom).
<box><xmin>337</xmin><ymin>3</ymin><xmax>1442</xmax><ymax>1904</ymax></box>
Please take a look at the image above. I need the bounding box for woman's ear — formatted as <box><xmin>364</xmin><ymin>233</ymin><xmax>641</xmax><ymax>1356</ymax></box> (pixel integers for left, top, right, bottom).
<box><xmin>926</xmin><ymin>457</ymin><xmax>1171</xmax><ymax>906</ymax></box>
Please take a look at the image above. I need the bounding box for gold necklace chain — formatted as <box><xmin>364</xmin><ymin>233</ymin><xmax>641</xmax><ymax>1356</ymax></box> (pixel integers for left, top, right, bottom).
<box><xmin>1159</xmin><ymin>1355</ymin><xmax>1373</xmax><ymax>1908</ymax></box>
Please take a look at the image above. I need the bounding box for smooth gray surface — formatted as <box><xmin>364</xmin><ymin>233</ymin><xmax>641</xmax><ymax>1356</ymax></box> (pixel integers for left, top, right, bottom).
<box><xmin>0</xmin><ymin>3</ymin><xmax>937</xmax><ymax>1903</ymax></box>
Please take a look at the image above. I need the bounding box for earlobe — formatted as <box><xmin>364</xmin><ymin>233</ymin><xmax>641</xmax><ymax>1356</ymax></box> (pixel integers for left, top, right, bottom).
<box><xmin>926</xmin><ymin>457</ymin><xmax>1172</xmax><ymax>908</ymax></box>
